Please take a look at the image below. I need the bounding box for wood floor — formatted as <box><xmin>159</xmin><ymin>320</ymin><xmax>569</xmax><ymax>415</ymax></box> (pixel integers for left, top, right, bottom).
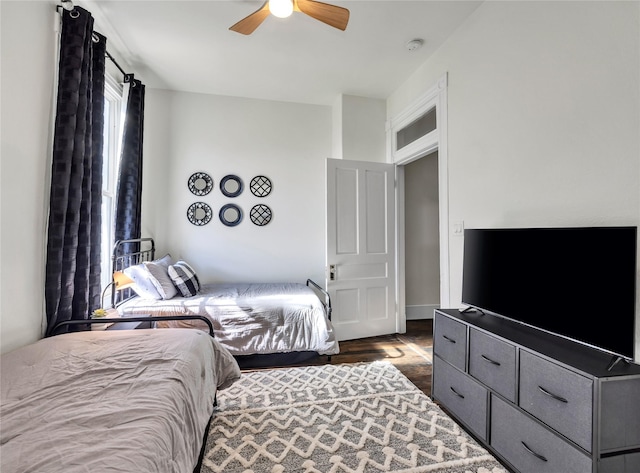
<box><xmin>246</xmin><ymin>319</ymin><xmax>434</xmax><ymax>396</ymax></box>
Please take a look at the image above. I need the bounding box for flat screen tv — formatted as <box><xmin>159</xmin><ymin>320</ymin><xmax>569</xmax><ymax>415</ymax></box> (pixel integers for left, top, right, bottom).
<box><xmin>462</xmin><ymin>226</ymin><xmax>637</xmax><ymax>360</ymax></box>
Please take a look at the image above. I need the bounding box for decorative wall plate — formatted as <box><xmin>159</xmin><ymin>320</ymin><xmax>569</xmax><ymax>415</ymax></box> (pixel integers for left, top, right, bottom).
<box><xmin>250</xmin><ymin>175</ymin><xmax>272</xmax><ymax>197</ymax></box>
<box><xmin>187</xmin><ymin>202</ymin><xmax>212</xmax><ymax>226</ymax></box>
<box><xmin>188</xmin><ymin>172</ymin><xmax>213</xmax><ymax>196</ymax></box>
<box><xmin>219</xmin><ymin>204</ymin><xmax>243</xmax><ymax>226</ymax></box>
<box><xmin>220</xmin><ymin>175</ymin><xmax>243</xmax><ymax>197</ymax></box>
<box><xmin>250</xmin><ymin>204</ymin><xmax>272</xmax><ymax>226</ymax></box>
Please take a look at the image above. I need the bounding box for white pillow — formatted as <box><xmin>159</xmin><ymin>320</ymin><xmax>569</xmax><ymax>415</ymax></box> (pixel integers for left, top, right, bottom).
<box><xmin>144</xmin><ymin>260</ymin><xmax>178</xmax><ymax>300</ymax></box>
<box><xmin>121</xmin><ymin>254</ymin><xmax>176</xmax><ymax>300</ymax></box>
<box><xmin>123</xmin><ymin>264</ymin><xmax>162</xmax><ymax>300</ymax></box>
<box><xmin>153</xmin><ymin>253</ymin><xmax>173</xmax><ymax>269</ymax></box>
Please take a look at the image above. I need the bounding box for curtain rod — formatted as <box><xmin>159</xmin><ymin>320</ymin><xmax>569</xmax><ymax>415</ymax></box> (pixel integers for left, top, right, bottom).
<box><xmin>105</xmin><ymin>50</ymin><xmax>127</xmax><ymax>77</ymax></box>
<box><xmin>58</xmin><ymin>1</ymin><xmax>131</xmax><ymax>78</ymax></box>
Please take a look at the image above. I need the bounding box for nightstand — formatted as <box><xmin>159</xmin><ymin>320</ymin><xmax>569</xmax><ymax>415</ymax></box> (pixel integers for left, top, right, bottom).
<box><xmin>91</xmin><ymin>309</ymin><xmax>120</xmax><ymax>330</ymax></box>
<box><xmin>91</xmin><ymin>321</ymin><xmax>113</xmax><ymax>331</ymax></box>
<box><xmin>107</xmin><ymin>319</ymin><xmax>154</xmax><ymax>330</ymax></box>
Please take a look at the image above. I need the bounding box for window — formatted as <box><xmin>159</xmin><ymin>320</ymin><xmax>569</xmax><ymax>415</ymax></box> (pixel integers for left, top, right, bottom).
<box><xmin>100</xmin><ymin>75</ymin><xmax>124</xmax><ymax>291</ymax></box>
<box><xmin>395</xmin><ymin>107</ymin><xmax>436</xmax><ymax>151</ymax></box>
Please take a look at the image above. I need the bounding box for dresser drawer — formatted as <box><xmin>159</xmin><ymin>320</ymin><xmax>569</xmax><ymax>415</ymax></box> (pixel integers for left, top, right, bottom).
<box><xmin>600</xmin><ymin>451</ymin><xmax>640</xmax><ymax>473</ymax></box>
<box><xmin>434</xmin><ymin>312</ymin><xmax>467</xmax><ymax>370</ymax></box>
<box><xmin>469</xmin><ymin>328</ymin><xmax>517</xmax><ymax>402</ymax></box>
<box><xmin>433</xmin><ymin>357</ymin><xmax>488</xmax><ymax>441</ymax></box>
<box><xmin>491</xmin><ymin>395</ymin><xmax>591</xmax><ymax>473</ymax></box>
<box><xmin>519</xmin><ymin>351</ymin><xmax>593</xmax><ymax>452</ymax></box>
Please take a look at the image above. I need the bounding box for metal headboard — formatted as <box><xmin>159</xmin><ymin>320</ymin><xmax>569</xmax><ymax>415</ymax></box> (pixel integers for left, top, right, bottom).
<box><xmin>110</xmin><ymin>237</ymin><xmax>155</xmax><ymax>307</ymax></box>
<box><xmin>50</xmin><ymin>315</ymin><xmax>215</xmax><ymax>337</ymax></box>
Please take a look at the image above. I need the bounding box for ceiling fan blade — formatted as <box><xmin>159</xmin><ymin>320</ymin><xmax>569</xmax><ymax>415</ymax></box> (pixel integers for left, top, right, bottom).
<box><xmin>229</xmin><ymin>1</ymin><xmax>271</xmax><ymax>35</ymax></box>
<box><xmin>295</xmin><ymin>0</ymin><xmax>349</xmax><ymax>31</ymax></box>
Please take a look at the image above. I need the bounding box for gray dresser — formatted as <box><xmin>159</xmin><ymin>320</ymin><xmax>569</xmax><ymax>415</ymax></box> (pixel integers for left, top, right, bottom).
<box><xmin>432</xmin><ymin>309</ymin><xmax>640</xmax><ymax>473</ymax></box>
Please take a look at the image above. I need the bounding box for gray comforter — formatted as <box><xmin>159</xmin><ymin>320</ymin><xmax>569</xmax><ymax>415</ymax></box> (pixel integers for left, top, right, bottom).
<box><xmin>0</xmin><ymin>329</ymin><xmax>240</xmax><ymax>473</ymax></box>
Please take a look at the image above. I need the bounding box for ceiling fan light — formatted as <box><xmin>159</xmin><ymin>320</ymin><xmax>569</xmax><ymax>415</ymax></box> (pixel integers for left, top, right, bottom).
<box><xmin>269</xmin><ymin>0</ymin><xmax>294</xmax><ymax>18</ymax></box>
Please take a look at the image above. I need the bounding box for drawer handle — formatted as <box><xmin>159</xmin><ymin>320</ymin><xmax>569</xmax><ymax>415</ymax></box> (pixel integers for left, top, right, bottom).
<box><xmin>481</xmin><ymin>354</ymin><xmax>501</xmax><ymax>366</ymax></box>
<box><xmin>538</xmin><ymin>385</ymin><xmax>568</xmax><ymax>403</ymax></box>
<box><xmin>521</xmin><ymin>441</ymin><xmax>548</xmax><ymax>462</ymax></box>
<box><xmin>449</xmin><ymin>386</ymin><xmax>465</xmax><ymax>399</ymax></box>
<box><xmin>443</xmin><ymin>335</ymin><xmax>456</xmax><ymax>344</ymax></box>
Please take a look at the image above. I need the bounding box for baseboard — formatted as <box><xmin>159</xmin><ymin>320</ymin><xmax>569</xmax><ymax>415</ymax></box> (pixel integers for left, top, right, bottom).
<box><xmin>406</xmin><ymin>304</ymin><xmax>439</xmax><ymax>320</ymax></box>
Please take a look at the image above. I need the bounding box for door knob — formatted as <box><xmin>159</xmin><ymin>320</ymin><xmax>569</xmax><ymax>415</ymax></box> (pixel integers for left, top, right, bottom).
<box><xmin>329</xmin><ymin>264</ymin><xmax>336</xmax><ymax>281</ymax></box>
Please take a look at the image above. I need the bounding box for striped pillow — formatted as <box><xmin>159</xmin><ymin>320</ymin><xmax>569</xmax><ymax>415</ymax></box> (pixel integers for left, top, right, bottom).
<box><xmin>168</xmin><ymin>261</ymin><xmax>201</xmax><ymax>297</ymax></box>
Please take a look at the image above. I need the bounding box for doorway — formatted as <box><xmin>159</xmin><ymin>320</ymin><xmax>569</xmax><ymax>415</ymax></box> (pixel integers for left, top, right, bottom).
<box><xmin>402</xmin><ymin>151</ymin><xmax>440</xmax><ymax>320</ymax></box>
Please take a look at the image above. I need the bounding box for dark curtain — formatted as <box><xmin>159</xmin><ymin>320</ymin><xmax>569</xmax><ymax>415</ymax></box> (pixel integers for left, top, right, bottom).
<box><xmin>45</xmin><ymin>7</ymin><xmax>106</xmax><ymax>336</ymax></box>
<box><xmin>114</xmin><ymin>74</ymin><xmax>145</xmax><ymax>256</ymax></box>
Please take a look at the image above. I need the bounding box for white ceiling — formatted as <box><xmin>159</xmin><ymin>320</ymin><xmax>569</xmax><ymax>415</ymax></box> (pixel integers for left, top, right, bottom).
<box><xmin>86</xmin><ymin>0</ymin><xmax>482</xmax><ymax>106</ymax></box>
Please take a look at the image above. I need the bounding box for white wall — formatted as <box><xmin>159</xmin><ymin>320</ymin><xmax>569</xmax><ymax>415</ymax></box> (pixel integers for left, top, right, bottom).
<box><xmin>388</xmin><ymin>1</ymin><xmax>640</xmax><ymax>357</ymax></box>
<box><xmin>1</xmin><ymin>0</ymin><xmax>57</xmax><ymax>354</ymax></box>
<box><xmin>332</xmin><ymin>94</ymin><xmax>386</xmax><ymax>162</ymax></box>
<box><xmin>142</xmin><ymin>89</ymin><xmax>333</xmax><ymax>285</ymax></box>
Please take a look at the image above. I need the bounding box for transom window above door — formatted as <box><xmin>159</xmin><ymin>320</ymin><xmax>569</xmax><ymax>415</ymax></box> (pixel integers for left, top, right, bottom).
<box><xmin>396</xmin><ymin>106</ymin><xmax>436</xmax><ymax>151</ymax></box>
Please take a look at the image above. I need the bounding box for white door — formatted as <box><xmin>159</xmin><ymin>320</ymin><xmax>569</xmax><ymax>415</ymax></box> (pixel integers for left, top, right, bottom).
<box><xmin>326</xmin><ymin>158</ymin><xmax>396</xmax><ymax>341</ymax></box>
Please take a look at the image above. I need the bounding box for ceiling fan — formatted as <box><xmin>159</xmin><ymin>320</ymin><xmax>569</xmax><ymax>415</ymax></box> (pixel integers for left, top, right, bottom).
<box><xmin>229</xmin><ymin>0</ymin><xmax>350</xmax><ymax>35</ymax></box>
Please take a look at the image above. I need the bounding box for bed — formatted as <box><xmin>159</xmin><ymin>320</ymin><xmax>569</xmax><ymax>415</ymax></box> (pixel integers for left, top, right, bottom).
<box><xmin>110</xmin><ymin>238</ymin><xmax>340</xmax><ymax>365</ymax></box>
<box><xmin>0</xmin><ymin>327</ymin><xmax>241</xmax><ymax>473</ymax></box>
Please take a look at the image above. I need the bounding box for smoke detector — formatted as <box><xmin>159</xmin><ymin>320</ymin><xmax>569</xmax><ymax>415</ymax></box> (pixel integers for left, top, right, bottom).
<box><xmin>405</xmin><ymin>39</ymin><xmax>424</xmax><ymax>51</ymax></box>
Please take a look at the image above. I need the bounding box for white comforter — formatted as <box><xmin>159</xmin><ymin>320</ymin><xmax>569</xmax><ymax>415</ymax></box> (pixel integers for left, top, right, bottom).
<box><xmin>0</xmin><ymin>329</ymin><xmax>241</xmax><ymax>473</ymax></box>
<box><xmin>118</xmin><ymin>282</ymin><xmax>340</xmax><ymax>356</ymax></box>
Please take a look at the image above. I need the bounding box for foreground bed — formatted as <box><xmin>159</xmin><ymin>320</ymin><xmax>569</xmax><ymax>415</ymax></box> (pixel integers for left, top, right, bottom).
<box><xmin>0</xmin><ymin>328</ymin><xmax>241</xmax><ymax>473</ymax></box>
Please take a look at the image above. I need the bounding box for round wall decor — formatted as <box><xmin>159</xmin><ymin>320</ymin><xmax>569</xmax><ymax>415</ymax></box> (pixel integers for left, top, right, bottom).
<box><xmin>250</xmin><ymin>175</ymin><xmax>272</xmax><ymax>197</ymax></box>
<box><xmin>187</xmin><ymin>202</ymin><xmax>212</xmax><ymax>226</ymax></box>
<box><xmin>219</xmin><ymin>204</ymin><xmax>243</xmax><ymax>226</ymax></box>
<box><xmin>250</xmin><ymin>204</ymin><xmax>272</xmax><ymax>226</ymax></box>
<box><xmin>188</xmin><ymin>172</ymin><xmax>213</xmax><ymax>196</ymax></box>
<box><xmin>220</xmin><ymin>175</ymin><xmax>243</xmax><ymax>197</ymax></box>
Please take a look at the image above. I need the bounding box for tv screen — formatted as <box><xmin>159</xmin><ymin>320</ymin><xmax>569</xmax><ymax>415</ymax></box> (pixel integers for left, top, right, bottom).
<box><xmin>462</xmin><ymin>226</ymin><xmax>637</xmax><ymax>359</ymax></box>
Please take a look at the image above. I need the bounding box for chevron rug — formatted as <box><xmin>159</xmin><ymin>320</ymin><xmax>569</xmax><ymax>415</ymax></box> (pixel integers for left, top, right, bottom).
<box><xmin>201</xmin><ymin>361</ymin><xmax>507</xmax><ymax>473</ymax></box>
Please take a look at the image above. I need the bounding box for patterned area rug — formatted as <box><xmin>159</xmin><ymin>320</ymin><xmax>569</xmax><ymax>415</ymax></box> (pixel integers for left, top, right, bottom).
<box><xmin>201</xmin><ymin>361</ymin><xmax>507</xmax><ymax>473</ymax></box>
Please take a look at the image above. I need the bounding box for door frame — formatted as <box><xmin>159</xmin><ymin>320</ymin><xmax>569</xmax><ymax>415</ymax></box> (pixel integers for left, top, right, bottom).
<box><xmin>387</xmin><ymin>73</ymin><xmax>450</xmax><ymax>333</ymax></box>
